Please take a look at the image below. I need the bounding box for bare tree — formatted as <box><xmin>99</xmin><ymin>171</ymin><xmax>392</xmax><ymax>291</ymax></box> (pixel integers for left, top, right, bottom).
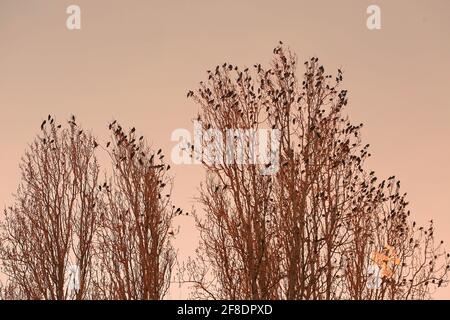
<box><xmin>344</xmin><ymin>177</ymin><xmax>449</xmax><ymax>299</ymax></box>
<box><xmin>93</xmin><ymin>122</ymin><xmax>176</xmax><ymax>300</ymax></box>
<box><xmin>186</xmin><ymin>44</ymin><xmax>449</xmax><ymax>300</ymax></box>
<box><xmin>0</xmin><ymin>116</ymin><xmax>100</xmax><ymax>300</ymax></box>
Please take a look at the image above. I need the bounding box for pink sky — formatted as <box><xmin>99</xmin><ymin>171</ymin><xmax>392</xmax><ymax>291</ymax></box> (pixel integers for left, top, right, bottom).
<box><xmin>0</xmin><ymin>0</ymin><xmax>449</xmax><ymax>298</ymax></box>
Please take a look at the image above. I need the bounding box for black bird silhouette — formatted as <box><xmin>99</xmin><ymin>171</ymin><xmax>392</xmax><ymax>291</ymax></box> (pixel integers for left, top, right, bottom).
<box><xmin>157</xmin><ymin>148</ymin><xmax>162</xmax><ymax>155</ymax></box>
<box><xmin>40</xmin><ymin>120</ymin><xmax>46</xmax><ymax>130</ymax></box>
<box><xmin>106</xmin><ymin>142</ymin><xmax>111</xmax><ymax>148</ymax></box>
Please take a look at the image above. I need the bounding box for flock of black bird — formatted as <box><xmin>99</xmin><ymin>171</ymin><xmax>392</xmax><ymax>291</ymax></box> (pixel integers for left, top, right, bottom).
<box><xmin>39</xmin><ymin>115</ymin><xmax>185</xmax><ymax>215</ymax></box>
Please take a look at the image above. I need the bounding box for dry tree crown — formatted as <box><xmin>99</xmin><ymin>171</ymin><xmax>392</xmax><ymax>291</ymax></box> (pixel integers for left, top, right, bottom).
<box><xmin>93</xmin><ymin>121</ymin><xmax>176</xmax><ymax>300</ymax></box>
<box><xmin>0</xmin><ymin>117</ymin><xmax>177</xmax><ymax>300</ymax></box>
<box><xmin>0</xmin><ymin>116</ymin><xmax>100</xmax><ymax>299</ymax></box>
<box><xmin>184</xmin><ymin>43</ymin><xmax>449</xmax><ymax>300</ymax></box>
